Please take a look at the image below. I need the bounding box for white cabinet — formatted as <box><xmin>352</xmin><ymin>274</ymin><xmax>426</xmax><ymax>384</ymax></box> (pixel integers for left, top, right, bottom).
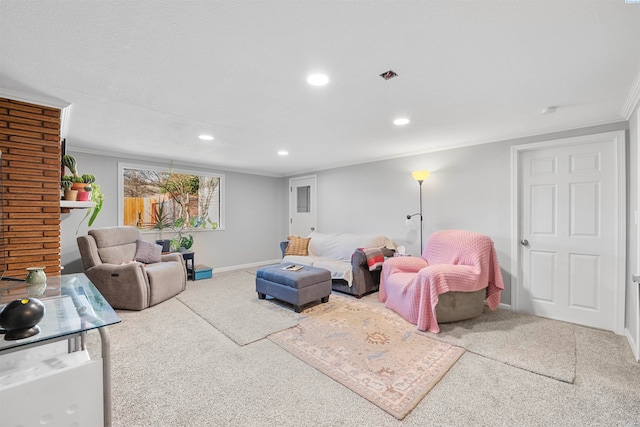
<box><xmin>0</xmin><ymin>343</ymin><xmax>103</xmax><ymax>426</ymax></box>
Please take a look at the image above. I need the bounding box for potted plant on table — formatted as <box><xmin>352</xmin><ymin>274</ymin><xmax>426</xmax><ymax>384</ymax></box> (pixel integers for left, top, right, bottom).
<box><xmin>148</xmin><ymin>198</ymin><xmax>173</xmax><ymax>252</ymax></box>
<box><xmin>169</xmin><ymin>218</ymin><xmax>194</xmax><ymax>252</ymax></box>
<box><xmin>180</xmin><ymin>234</ymin><xmax>194</xmax><ymax>251</ymax></box>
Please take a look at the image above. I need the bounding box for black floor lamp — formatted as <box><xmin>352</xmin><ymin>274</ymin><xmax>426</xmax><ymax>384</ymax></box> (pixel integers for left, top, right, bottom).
<box><xmin>406</xmin><ymin>170</ymin><xmax>430</xmax><ymax>254</ymax></box>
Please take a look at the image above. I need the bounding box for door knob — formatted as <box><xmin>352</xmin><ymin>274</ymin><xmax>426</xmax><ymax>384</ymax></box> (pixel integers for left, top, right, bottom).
<box><xmin>310</xmin><ymin>227</ymin><xmax>315</xmax><ymax>231</ymax></box>
<box><xmin>520</xmin><ymin>239</ymin><xmax>529</xmax><ymax>246</ymax></box>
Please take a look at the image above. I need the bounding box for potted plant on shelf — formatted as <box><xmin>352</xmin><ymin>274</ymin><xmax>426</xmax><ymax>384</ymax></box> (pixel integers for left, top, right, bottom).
<box><xmin>82</xmin><ymin>174</ymin><xmax>95</xmax><ymax>185</ymax></box>
<box><xmin>63</xmin><ymin>155</ymin><xmax>91</xmax><ymax>190</ymax></box>
<box><xmin>61</xmin><ymin>179</ymin><xmax>76</xmax><ymax>201</ymax></box>
<box><xmin>77</xmin><ymin>174</ymin><xmax>95</xmax><ymax>201</ymax></box>
<box><xmin>62</xmin><ymin>154</ymin><xmax>79</xmax><ymax>178</ymax></box>
<box><xmin>82</xmin><ymin>184</ymin><xmax>93</xmax><ymax>200</ymax></box>
<box><xmin>75</xmin><ymin>178</ymin><xmax>89</xmax><ymax>201</ymax></box>
<box><xmin>61</xmin><ymin>154</ymin><xmax>106</xmax><ymax>232</ymax></box>
<box><xmin>71</xmin><ymin>175</ymin><xmax>86</xmax><ymax>192</ymax></box>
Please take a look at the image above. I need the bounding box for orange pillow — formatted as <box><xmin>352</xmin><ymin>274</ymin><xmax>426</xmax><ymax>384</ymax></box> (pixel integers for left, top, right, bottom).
<box><xmin>285</xmin><ymin>236</ymin><xmax>311</xmax><ymax>256</ymax></box>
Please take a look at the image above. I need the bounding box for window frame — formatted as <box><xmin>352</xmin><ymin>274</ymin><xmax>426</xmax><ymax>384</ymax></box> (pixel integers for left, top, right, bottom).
<box><xmin>117</xmin><ymin>162</ymin><xmax>225</xmax><ymax>232</ymax></box>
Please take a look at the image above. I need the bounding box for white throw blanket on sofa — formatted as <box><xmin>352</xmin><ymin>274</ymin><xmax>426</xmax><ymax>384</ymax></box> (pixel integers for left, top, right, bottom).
<box><xmin>283</xmin><ymin>232</ymin><xmax>395</xmax><ymax>286</ymax></box>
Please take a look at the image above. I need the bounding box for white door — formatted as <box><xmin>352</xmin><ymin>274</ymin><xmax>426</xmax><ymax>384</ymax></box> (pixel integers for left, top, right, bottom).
<box><xmin>632</xmin><ymin>108</ymin><xmax>640</xmax><ymax>360</ymax></box>
<box><xmin>289</xmin><ymin>175</ymin><xmax>317</xmax><ymax>237</ymax></box>
<box><xmin>515</xmin><ymin>132</ymin><xmax>625</xmax><ymax>333</ymax></box>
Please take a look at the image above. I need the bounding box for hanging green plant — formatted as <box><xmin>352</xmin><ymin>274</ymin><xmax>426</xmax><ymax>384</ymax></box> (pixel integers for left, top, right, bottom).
<box><xmin>76</xmin><ymin>183</ymin><xmax>104</xmax><ymax>233</ymax></box>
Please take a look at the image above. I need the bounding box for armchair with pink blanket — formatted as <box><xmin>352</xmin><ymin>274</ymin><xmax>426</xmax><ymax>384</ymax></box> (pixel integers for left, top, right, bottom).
<box><xmin>379</xmin><ymin>230</ymin><xmax>504</xmax><ymax>333</ymax></box>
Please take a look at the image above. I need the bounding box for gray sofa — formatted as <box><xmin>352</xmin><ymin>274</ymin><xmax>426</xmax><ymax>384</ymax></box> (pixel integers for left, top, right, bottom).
<box><xmin>77</xmin><ymin>226</ymin><xmax>187</xmax><ymax>310</ymax></box>
<box><xmin>280</xmin><ymin>232</ymin><xmax>395</xmax><ymax>298</ymax></box>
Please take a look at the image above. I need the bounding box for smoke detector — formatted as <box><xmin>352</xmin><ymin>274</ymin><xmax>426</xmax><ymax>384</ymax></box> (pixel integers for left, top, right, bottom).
<box><xmin>379</xmin><ymin>70</ymin><xmax>398</xmax><ymax>80</ymax></box>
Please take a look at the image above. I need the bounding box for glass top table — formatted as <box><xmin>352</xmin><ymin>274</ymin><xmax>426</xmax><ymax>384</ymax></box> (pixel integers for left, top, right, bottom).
<box><xmin>0</xmin><ymin>273</ymin><xmax>120</xmax><ymax>426</ymax></box>
<box><xmin>0</xmin><ymin>273</ymin><xmax>121</xmax><ymax>352</ymax></box>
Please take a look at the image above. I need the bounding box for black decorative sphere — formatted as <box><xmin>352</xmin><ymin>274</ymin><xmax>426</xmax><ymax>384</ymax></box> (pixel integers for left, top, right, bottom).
<box><xmin>0</xmin><ymin>298</ymin><xmax>46</xmax><ymax>340</ymax></box>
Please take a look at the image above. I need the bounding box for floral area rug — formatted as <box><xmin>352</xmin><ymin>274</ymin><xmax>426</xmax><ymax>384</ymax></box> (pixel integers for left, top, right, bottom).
<box><xmin>268</xmin><ymin>295</ymin><xmax>464</xmax><ymax>419</ymax></box>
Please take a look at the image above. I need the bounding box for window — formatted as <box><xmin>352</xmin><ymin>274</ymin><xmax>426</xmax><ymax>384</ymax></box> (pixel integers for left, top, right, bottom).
<box><xmin>297</xmin><ymin>185</ymin><xmax>311</xmax><ymax>213</ymax></box>
<box><xmin>118</xmin><ymin>163</ymin><xmax>224</xmax><ymax>232</ymax></box>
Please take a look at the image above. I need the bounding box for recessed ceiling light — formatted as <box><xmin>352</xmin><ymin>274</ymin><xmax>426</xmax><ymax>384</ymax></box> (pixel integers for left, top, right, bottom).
<box><xmin>307</xmin><ymin>74</ymin><xmax>329</xmax><ymax>86</ymax></box>
<box><xmin>393</xmin><ymin>118</ymin><xmax>410</xmax><ymax>126</ymax></box>
<box><xmin>278</xmin><ymin>150</ymin><xmax>289</xmax><ymax>156</ymax></box>
<box><xmin>198</xmin><ymin>134</ymin><xmax>214</xmax><ymax>141</ymax></box>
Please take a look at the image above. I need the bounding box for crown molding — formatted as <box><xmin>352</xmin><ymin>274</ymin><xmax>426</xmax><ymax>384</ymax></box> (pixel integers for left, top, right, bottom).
<box><xmin>69</xmin><ymin>145</ymin><xmax>282</xmax><ymax>178</ymax></box>
<box><xmin>622</xmin><ymin>70</ymin><xmax>640</xmax><ymax>120</ymax></box>
<box><xmin>59</xmin><ymin>105</ymin><xmax>72</xmax><ymax>140</ymax></box>
<box><xmin>0</xmin><ymin>88</ymin><xmax>70</xmax><ymax>109</ymax></box>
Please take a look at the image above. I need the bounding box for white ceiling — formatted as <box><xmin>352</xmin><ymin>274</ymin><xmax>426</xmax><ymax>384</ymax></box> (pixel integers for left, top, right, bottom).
<box><xmin>2</xmin><ymin>1</ymin><xmax>640</xmax><ymax>177</ymax></box>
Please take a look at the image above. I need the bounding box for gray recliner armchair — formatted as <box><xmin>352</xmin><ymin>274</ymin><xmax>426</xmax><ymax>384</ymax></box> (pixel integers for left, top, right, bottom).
<box><xmin>77</xmin><ymin>226</ymin><xmax>187</xmax><ymax>310</ymax></box>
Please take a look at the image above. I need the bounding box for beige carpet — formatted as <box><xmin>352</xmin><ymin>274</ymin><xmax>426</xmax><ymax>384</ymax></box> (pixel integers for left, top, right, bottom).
<box><xmin>86</xmin><ymin>272</ymin><xmax>640</xmax><ymax>426</ymax></box>
<box><xmin>177</xmin><ymin>270</ymin><xmax>577</xmax><ymax>382</ymax></box>
<box><xmin>420</xmin><ymin>306</ymin><xmax>577</xmax><ymax>383</ymax></box>
<box><xmin>269</xmin><ymin>295</ymin><xmax>464</xmax><ymax>420</ymax></box>
<box><xmin>176</xmin><ymin>269</ymin><xmax>301</xmax><ymax>345</ymax></box>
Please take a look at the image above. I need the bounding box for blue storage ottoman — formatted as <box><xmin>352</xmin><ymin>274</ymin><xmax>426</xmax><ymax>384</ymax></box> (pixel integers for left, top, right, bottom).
<box><xmin>194</xmin><ymin>264</ymin><xmax>213</xmax><ymax>280</ymax></box>
<box><xmin>256</xmin><ymin>263</ymin><xmax>331</xmax><ymax>312</ymax></box>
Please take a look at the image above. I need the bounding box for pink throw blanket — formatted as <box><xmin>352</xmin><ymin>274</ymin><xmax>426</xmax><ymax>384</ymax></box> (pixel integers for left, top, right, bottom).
<box><xmin>379</xmin><ymin>230</ymin><xmax>504</xmax><ymax>333</ymax></box>
<box><xmin>357</xmin><ymin>247</ymin><xmax>384</xmax><ymax>271</ymax></box>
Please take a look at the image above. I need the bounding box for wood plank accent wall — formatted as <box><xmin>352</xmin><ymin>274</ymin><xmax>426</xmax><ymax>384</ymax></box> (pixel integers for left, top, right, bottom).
<box><xmin>0</xmin><ymin>97</ymin><xmax>62</xmax><ymax>279</ymax></box>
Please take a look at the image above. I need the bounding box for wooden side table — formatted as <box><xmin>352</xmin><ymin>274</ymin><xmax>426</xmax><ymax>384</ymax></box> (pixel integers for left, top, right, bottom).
<box><xmin>181</xmin><ymin>251</ymin><xmax>195</xmax><ymax>280</ymax></box>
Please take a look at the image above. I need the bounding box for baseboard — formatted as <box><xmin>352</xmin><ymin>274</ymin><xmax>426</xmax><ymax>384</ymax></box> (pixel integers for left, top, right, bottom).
<box><xmin>214</xmin><ymin>259</ymin><xmax>281</xmax><ymax>273</ymax></box>
<box><xmin>498</xmin><ymin>302</ymin><xmax>512</xmax><ymax>310</ymax></box>
<box><xmin>624</xmin><ymin>328</ymin><xmax>640</xmax><ymax>362</ymax></box>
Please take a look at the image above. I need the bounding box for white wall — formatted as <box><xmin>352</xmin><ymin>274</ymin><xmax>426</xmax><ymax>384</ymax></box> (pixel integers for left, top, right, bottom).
<box><xmin>61</xmin><ymin>152</ymin><xmax>289</xmax><ymax>273</ymax></box>
<box><xmin>61</xmin><ymin>121</ymin><xmax>630</xmax><ymax>309</ymax></box>
<box><xmin>300</xmin><ymin>121</ymin><xmax>628</xmax><ymax>305</ymax></box>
